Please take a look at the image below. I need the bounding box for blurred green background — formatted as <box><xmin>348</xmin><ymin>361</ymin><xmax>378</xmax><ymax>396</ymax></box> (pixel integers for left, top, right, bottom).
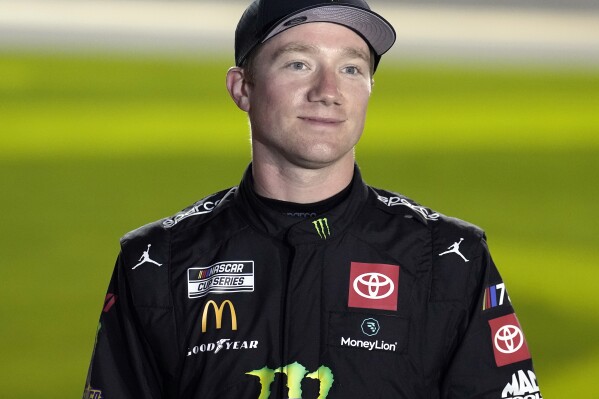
<box><xmin>1</xmin><ymin>2</ymin><xmax>599</xmax><ymax>397</ymax></box>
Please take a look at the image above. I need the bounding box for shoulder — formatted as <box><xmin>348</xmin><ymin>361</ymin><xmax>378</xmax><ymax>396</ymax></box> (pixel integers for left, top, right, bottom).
<box><xmin>367</xmin><ymin>186</ymin><xmax>490</xmax><ymax>304</ymax></box>
<box><xmin>368</xmin><ymin>185</ymin><xmax>485</xmax><ymax>238</ymax></box>
<box><xmin>369</xmin><ymin>186</ymin><xmax>490</xmax><ymax>303</ymax></box>
<box><xmin>115</xmin><ymin>187</ymin><xmax>238</xmax><ymax>307</ymax></box>
<box><xmin>366</xmin><ymin>185</ymin><xmax>487</xmax><ymax>295</ymax></box>
<box><xmin>369</xmin><ymin>186</ymin><xmax>442</xmax><ymax>223</ymax></box>
<box><xmin>160</xmin><ymin>186</ymin><xmax>238</xmax><ymax>231</ymax></box>
<box><xmin>369</xmin><ymin>186</ymin><xmax>484</xmax><ymax>234</ymax></box>
<box><xmin>119</xmin><ymin>186</ymin><xmax>238</xmax><ymax>259</ymax></box>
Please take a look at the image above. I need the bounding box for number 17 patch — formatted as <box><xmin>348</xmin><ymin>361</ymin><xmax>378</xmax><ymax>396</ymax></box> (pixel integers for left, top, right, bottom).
<box><xmin>482</xmin><ymin>282</ymin><xmax>511</xmax><ymax>310</ymax></box>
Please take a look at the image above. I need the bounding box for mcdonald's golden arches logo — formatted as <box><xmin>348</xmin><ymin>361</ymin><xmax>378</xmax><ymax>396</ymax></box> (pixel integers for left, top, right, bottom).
<box><xmin>202</xmin><ymin>300</ymin><xmax>237</xmax><ymax>333</ymax></box>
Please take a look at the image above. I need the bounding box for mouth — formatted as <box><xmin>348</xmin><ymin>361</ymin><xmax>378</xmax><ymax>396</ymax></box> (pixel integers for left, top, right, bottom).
<box><xmin>299</xmin><ymin>116</ymin><xmax>345</xmax><ymax>125</ymax></box>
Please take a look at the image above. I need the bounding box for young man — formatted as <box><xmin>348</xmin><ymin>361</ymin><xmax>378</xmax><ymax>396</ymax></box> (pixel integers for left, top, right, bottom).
<box><xmin>83</xmin><ymin>0</ymin><xmax>542</xmax><ymax>398</ymax></box>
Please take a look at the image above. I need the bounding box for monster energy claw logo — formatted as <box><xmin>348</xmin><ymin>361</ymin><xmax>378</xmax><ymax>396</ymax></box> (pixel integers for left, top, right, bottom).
<box><xmin>247</xmin><ymin>362</ymin><xmax>334</xmax><ymax>399</ymax></box>
<box><xmin>312</xmin><ymin>218</ymin><xmax>330</xmax><ymax>239</ymax></box>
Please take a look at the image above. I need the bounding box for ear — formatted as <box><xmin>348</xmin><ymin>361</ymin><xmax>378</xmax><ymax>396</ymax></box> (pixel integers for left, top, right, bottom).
<box><xmin>226</xmin><ymin>67</ymin><xmax>251</xmax><ymax>112</ymax></box>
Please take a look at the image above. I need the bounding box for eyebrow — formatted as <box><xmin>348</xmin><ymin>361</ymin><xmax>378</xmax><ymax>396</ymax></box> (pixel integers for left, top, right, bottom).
<box><xmin>271</xmin><ymin>43</ymin><xmax>318</xmax><ymax>62</ymax></box>
<box><xmin>271</xmin><ymin>42</ymin><xmax>371</xmax><ymax>64</ymax></box>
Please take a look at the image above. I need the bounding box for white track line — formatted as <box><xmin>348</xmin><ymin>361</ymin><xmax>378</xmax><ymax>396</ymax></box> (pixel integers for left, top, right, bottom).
<box><xmin>1</xmin><ymin>1</ymin><xmax>598</xmax><ymax>64</ymax></box>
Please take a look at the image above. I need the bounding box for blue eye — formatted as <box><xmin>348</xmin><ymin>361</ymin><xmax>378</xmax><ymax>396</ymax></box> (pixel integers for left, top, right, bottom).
<box><xmin>290</xmin><ymin>62</ymin><xmax>306</xmax><ymax>70</ymax></box>
<box><xmin>344</xmin><ymin>66</ymin><xmax>358</xmax><ymax>75</ymax></box>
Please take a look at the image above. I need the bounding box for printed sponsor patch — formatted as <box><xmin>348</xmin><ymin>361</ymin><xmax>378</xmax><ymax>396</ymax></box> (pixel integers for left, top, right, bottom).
<box><xmin>83</xmin><ymin>386</ymin><xmax>104</xmax><ymax>399</ymax></box>
<box><xmin>103</xmin><ymin>293</ymin><xmax>117</xmax><ymax>313</ymax></box>
<box><xmin>348</xmin><ymin>262</ymin><xmax>399</xmax><ymax>311</ymax></box>
<box><xmin>246</xmin><ymin>363</ymin><xmax>334</xmax><ymax>399</ymax></box>
<box><xmin>162</xmin><ymin>189</ymin><xmax>234</xmax><ymax>228</ymax></box>
<box><xmin>187</xmin><ymin>338</ymin><xmax>258</xmax><ymax>357</ymax></box>
<box><xmin>187</xmin><ymin>261</ymin><xmax>254</xmax><ymax>298</ymax></box>
<box><xmin>438</xmin><ymin>238</ymin><xmax>469</xmax><ymax>262</ymax></box>
<box><xmin>312</xmin><ymin>217</ymin><xmax>331</xmax><ymax>239</ymax></box>
<box><xmin>329</xmin><ymin>311</ymin><xmax>407</xmax><ymax>354</ymax></box>
<box><xmin>482</xmin><ymin>282</ymin><xmax>511</xmax><ymax>310</ymax></box>
<box><xmin>132</xmin><ymin>243</ymin><xmax>162</xmax><ymax>270</ymax></box>
<box><xmin>361</xmin><ymin>318</ymin><xmax>380</xmax><ymax>336</ymax></box>
<box><xmin>376</xmin><ymin>194</ymin><xmax>440</xmax><ymax>221</ymax></box>
<box><xmin>201</xmin><ymin>300</ymin><xmax>238</xmax><ymax>332</ymax></box>
<box><xmin>502</xmin><ymin>369</ymin><xmax>542</xmax><ymax>399</ymax></box>
<box><xmin>489</xmin><ymin>313</ymin><xmax>531</xmax><ymax>367</ymax></box>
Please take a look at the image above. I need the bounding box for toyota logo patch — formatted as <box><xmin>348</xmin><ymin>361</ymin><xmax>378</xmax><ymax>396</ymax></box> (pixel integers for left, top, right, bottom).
<box><xmin>488</xmin><ymin>313</ymin><xmax>531</xmax><ymax>367</ymax></box>
<box><xmin>348</xmin><ymin>262</ymin><xmax>400</xmax><ymax>311</ymax></box>
<box><xmin>494</xmin><ymin>325</ymin><xmax>524</xmax><ymax>354</ymax></box>
<box><xmin>353</xmin><ymin>272</ymin><xmax>395</xmax><ymax>300</ymax></box>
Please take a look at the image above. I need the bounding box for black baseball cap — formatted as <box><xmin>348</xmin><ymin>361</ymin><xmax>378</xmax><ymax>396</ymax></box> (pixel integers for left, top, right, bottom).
<box><xmin>235</xmin><ymin>0</ymin><xmax>396</xmax><ymax>72</ymax></box>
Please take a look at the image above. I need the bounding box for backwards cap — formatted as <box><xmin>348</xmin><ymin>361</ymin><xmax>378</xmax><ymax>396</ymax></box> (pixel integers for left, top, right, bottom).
<box><xmin>235</xmin><ymin>0</ymin><xmax>396</xmax><ymax>72</ymax></box>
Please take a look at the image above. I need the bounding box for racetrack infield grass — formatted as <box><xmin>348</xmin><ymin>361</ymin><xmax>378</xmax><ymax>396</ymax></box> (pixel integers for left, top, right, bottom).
<box><xmin>1</xmin><ymin>51</ymin><xmax>598</xmax><ymax>397</ymax></box>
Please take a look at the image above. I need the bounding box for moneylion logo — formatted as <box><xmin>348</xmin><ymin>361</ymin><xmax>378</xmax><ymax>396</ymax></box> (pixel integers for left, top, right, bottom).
<box><xmin>361</xmin><ymin>318</ymin><xmax>380</xmax><ymax>336</ymax></box>
<box><xmin>312</xmin><ymin>218</ymin><xmax>330</xmax><ymax>239</ymax></box>
<box><xmin>201</xmin><ymin>300</ymin><xmax>237</xmax><ymax>333</ymax></box>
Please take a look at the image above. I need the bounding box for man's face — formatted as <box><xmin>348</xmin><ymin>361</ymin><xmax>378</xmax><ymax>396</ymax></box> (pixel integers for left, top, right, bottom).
<box><xmin>244</xmin><ymin>22</ymin><xmax>373</xmax><ymax>170</ymax></box>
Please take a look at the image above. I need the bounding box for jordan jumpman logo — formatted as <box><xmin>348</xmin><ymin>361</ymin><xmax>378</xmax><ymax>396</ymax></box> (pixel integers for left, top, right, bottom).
<box><xmin>439</xmin><ymin>238</ymin><xmax>469</xmax><ymax>262</ymax></box>
<box><xmin>132</xmin><ymin>244</ymin><xmax>163</xmax><ymax>270</ymax></box>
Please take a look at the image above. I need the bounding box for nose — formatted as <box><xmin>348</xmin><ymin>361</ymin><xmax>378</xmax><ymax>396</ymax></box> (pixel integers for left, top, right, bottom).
<box><xmin>307</xmin><ymin>67</ymin><xmax>342</xmax><ymax>106</ymax></box>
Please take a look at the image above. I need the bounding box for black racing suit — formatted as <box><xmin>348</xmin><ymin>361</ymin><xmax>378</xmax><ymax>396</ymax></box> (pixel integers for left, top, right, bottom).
<box><xmin>83</xmin><ymin>165</ymin><xmax>542</xmax><ymax>399</ymax></box>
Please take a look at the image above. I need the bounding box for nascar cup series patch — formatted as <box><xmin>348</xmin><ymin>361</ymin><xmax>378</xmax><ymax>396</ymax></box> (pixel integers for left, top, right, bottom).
<box><xmin>348</xmin><ymin>262</ymin><xmax>400</xmax><ymax>311</ymax></box>
<box><xmin>187</xmin><ymin>261</ymin><xmax>254</xmax><ymax>298</ymax></box>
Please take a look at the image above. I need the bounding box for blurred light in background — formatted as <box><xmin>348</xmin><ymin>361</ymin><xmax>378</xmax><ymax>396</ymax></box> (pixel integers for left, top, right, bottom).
<box><xmin>0</xmin><ymin>0</ymin><xmax>598</xmax><ymax>65</ymax></box>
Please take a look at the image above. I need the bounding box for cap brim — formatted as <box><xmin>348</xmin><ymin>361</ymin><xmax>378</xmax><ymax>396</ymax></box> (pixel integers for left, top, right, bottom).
<box><xmin>262</xmin><ymin>5</ymin><xmax>396</xmax><ymax>57</ymax></box>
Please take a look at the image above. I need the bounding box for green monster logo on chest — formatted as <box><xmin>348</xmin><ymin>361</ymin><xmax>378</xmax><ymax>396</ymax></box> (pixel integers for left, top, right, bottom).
<box><xmin>246</xmin><ymin>362</ymin><xmax>334</xmax><ymax>399</ymax></box>
<box><xmin>312</xmin><ymin>218</ymin><xmax>330</xmax><ymax>239</ymax></box>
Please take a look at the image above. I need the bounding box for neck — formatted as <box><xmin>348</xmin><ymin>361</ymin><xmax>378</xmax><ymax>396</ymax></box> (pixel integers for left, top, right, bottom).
<box><xmin>251</xmin><ymin>159</ymin><xmax>355</xmax><ymax>203</ymax></box>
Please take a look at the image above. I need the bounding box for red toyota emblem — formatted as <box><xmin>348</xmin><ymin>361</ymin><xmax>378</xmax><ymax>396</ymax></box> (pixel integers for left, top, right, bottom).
<box><xmin>495</xmin><ymin>325</ymin><xmax>524</xmax><ymax>354</ymax></box>
<box><xmin>348</xmin><ymin>262</ymin><xmax>399</xmax><ymax>311</ymax></box>
<box><xmin>353</xmin><ymin>272</ymin><xmax>394</xmax><ymax>299</ymax></box>
<box><xmin>488</xmin><ymin>314</ymin><xmax>531</xmax><ymax>366</ymax></box>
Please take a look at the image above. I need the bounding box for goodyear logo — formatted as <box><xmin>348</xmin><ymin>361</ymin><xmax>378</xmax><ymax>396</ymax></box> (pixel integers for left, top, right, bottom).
<box><xmin>188</xmin><ymin>261</ymin><xmax>254</xmax><ymax>298</ymax></box>
<box><xmin>313</xmin><ymin>218</ymin><xmax>330</xmax><ymax>239</ymax></box>
<box><xmin>202</xmin><ymin>300</ymin><xmax>237</xmax><ymax>333</ymax></box>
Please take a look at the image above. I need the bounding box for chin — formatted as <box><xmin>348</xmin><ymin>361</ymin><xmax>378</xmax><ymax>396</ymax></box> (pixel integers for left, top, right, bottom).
<box><xmin>291</xmin><ymin>149</ymin><xmax>353</xmax><ymax>169</ymax></box>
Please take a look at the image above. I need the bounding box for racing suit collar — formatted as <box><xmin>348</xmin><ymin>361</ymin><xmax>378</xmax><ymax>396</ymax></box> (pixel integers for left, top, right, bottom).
<box><xmin>234</xmin><ymin>163</ymin><xmax>369</xmax><ymax>244</ymax></box>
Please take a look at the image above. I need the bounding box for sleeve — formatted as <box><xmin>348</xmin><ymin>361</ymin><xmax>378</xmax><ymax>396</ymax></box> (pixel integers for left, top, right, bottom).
<box><xmin>83</xmin><ymin>253</ymin><xmax>164</xmax><ymax>399</ymax></box>
<box><xmin>440</xmin><ymin>237</ymin><xmax>542</xmax><ymax>399</ymax></box>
